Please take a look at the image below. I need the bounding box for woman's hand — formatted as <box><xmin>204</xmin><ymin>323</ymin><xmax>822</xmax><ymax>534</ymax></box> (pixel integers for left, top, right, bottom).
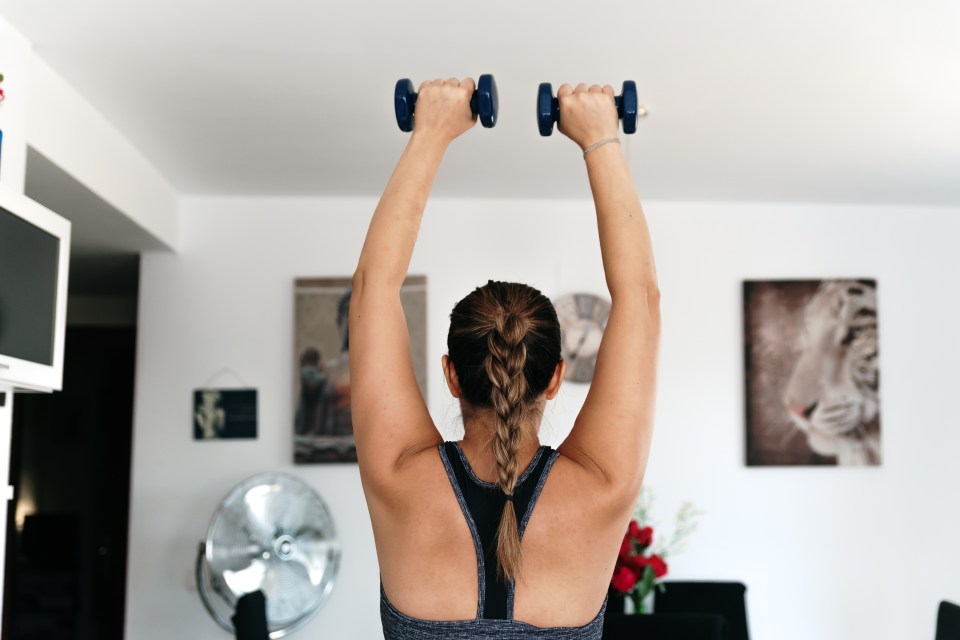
<box><xmin>556</xmin><ymin>83</ymin><xmax>620</xmax><ymax>151</ymax></box>
<box><xmin>411</xmin><ymin>77</ymin><xmax>478</xmax><ymax>147</ymax></box>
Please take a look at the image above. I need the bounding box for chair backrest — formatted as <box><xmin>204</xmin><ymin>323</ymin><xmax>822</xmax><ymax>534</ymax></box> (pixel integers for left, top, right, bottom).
<box><xmin>654</xmin><ymin>581</ymin><xmax>750</xmax><ymax>640</ymax></box>
<box><xmin>937</xmin><ymin>600</ymin><xmax>960</xmax><ymax>640</ymax></box>
<box><xmin>602</xmin><ymin>612</ymin><xmax>726</xmax><ymax>640</ymax></box>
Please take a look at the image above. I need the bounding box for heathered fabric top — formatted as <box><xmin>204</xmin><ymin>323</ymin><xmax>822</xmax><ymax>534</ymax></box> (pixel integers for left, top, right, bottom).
<box><xmin>380</xmin><ymin>442</ymin><xmax>606</xmax><ymax>640</ymax></box>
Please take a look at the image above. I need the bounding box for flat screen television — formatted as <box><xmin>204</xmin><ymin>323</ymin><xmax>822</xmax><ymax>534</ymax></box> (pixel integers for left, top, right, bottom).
<box><xmin>0</xmin><ymin>185</ymin><xmax>71</xmax><ymax>392</ymax></box>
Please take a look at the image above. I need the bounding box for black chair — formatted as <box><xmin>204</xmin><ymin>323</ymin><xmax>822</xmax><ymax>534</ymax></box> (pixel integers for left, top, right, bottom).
<box><xmin>937</xmin><ymin>600</ymin><xmax>960</xmax><ymax>640</ymax></box>
<box><xmin>654</xmin><ymin>581</ymin><xmax>750</xmax><ymax>640</ymax></box>
<box><xmin>603</xmin><ymin>611</ymin><xmax>726</xmax><ymax>639</ymax></box>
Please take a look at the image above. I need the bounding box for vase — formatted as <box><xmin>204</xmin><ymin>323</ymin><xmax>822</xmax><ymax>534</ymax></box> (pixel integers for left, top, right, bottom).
<box><xmin>607</xmin><ymin>589</ymin><xmax>655</xmax><ymax>615</ymax></box>
<box><xmin>607</xmin><ymin>589</ymin><xmax>653</xmax><ymax>615</ymax></box>
<box><xmin>632</xmin><ymin>589</ymin><xmax>654</xmax><ymax>614</ymax></box>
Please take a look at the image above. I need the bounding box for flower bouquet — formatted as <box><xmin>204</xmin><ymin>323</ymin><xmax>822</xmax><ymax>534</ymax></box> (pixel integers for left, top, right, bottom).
<box><xmin>609</xmin><ymin>490</ymin><xmax>701</xmax><ymax>614</ymax></box>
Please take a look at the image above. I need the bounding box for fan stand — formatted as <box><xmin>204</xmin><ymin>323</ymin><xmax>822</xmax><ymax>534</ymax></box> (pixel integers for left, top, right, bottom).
<box><xmin>196</xmin><ymin>541</ymin><xmax>242</xmax><ymax>634</ymax></box>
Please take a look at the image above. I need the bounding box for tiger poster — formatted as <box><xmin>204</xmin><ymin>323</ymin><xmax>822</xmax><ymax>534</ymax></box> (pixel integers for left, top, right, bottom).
<box><xmin>743</xmin><ymin>279</ymin><xmax>880</xmax><ymax>467</ymax></box>
<box><xmin>293</xmin><ymin>276</ymin><xmax>428</xmax><ymax>463</ymax></box>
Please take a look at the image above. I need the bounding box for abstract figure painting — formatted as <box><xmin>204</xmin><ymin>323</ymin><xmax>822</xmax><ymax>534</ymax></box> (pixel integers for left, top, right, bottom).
<box><xmin>293</xmin><ymin>276</ymin><xmax>427</xmax><ymax>463</ymax></box>
<box><xmin>744</xmin><ymin>279</ymin><xmax>880</xmax><ymax>467</ymax></box>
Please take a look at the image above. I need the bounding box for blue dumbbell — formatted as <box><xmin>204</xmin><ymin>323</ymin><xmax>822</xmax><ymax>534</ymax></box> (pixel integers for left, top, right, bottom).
<box><xmin>537</xmin><ymin>81</ymin><xmax>640</xmax><ymax>137</ymax></box>
<box><xmin>394</xmin><ymin>74</ymin><xmax>499</xmax><ymax>132</ymax></box>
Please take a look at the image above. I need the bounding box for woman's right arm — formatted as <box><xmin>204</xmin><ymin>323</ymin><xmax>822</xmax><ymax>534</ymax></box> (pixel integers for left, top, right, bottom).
<box><xmin>555</xmin><ymin>83</ymin><xmax>661</xmax><ymax>501</ymax></box>
<box><xmin>350</xmin><ymin>79</ymin><xmax>477</xmax><ymax>490</ymax></box>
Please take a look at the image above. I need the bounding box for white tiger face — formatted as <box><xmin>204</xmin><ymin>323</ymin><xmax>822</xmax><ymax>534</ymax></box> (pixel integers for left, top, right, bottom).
<box><xmin>783</xmin><ymin>280</ymin><xmax>880</xmax><ymax>465</ymax></box>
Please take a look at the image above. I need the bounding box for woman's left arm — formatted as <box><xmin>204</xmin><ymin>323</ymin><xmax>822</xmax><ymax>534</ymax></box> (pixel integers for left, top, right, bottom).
<box><xmin>350</xmin><ymin>77</ymin><xmax>476</xmax><ymax>488</ymax></box>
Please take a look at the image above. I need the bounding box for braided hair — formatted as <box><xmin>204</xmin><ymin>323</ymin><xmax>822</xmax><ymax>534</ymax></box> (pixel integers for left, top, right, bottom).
<box><xmin>447</xmin><ymin>281</ymin><xmax>562</xmax><ymax>582</ymax></box>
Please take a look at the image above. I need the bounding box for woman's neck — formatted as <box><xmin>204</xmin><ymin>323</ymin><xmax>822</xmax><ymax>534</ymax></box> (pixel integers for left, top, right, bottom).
<box><xmin>458</xmin><ymin>415</ymin><xmax>542</xmax><ymax>484</ymax></box>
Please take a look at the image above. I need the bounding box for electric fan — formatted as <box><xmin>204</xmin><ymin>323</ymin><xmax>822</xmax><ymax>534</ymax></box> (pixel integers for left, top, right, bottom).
<box><xmin>196</xmin><ymin>472</ymin><xmax>341</xmax><ymax>637</ymax></box>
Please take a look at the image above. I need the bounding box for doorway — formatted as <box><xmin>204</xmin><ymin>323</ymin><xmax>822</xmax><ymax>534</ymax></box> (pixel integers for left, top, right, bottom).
<box><xmin>2</xmin><ymin>256</ymin><xmax>139</xmax><ymax>640</ymax></box>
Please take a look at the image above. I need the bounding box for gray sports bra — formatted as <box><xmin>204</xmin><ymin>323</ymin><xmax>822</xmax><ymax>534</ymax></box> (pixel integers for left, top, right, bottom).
<box><xmin>379</xmin><ymin>442</ymin><xmax>606</xmax><ymax>639</ymax></box>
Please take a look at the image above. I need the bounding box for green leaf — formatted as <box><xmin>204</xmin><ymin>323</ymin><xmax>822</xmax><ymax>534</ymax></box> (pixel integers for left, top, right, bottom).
<box><xmin>642</xmin><ymin>565</ymin><xmax>656</xmax><ymax>592</ymax></box>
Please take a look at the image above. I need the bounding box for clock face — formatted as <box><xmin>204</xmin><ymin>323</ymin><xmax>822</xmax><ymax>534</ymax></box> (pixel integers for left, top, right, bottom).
<box><xmin>553</xmin><ymin>293</ymin><xmax>611</xmax><ymax>383</ymax></box>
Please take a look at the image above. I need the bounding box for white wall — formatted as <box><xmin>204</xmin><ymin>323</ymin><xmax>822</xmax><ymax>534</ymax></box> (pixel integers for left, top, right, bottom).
<box><xmin>0</xmin><ymin>14</ymin><xmax>30</xmax><ymax>192</ymax></box>
<box><xmin>27</xmin><ymin>57</ymin><xmax>179</xmax><ymax>251</ymax></box>
<box><xmin>128</xmin><ymin>195</ymin><xmax>960</xmax><ymax>640</ymax></box>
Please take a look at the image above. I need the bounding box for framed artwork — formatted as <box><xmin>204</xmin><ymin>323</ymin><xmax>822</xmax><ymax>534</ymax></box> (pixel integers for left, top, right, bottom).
<box><xmin>743</xmin><ymin>279</ymin><xmax>880</xmax><ymax>467</ymax></box>
<box><xmin>193</xmin><ymin>388</ymin><xmax>258</xmax><ymax>440</ymax></box>
<box><xmin>293</xmin><ymin>276</ymin><xmax>428</xmax><ymax>463</ymax></box>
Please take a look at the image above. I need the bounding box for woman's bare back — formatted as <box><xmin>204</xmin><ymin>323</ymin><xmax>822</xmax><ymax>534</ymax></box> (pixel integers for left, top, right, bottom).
<box><xmin>371</xmin><ymin>443</ymin><xmax>631</xmax><ymax>628</ymax></box>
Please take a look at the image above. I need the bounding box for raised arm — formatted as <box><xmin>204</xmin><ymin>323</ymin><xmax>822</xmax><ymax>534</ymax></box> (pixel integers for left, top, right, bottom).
<box><xmin>350</xmin><ymin>78</ymin><xmax>477</xmax><ymax>486</ymax></box>
<box><xmin>555</xmin><ymin>83</ymin><xmax>661</xmax><ymax>499</ymax></box>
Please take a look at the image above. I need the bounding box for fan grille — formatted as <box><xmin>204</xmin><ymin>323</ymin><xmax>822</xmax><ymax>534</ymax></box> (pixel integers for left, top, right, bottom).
<box><xmin>199</xmin><ymin>472</ymin><xmax>340</xmax><ymax>635</ymax></box>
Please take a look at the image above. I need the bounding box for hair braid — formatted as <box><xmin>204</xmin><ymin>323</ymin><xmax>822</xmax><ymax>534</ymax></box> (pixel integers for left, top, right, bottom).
<box><xmin>485</xmin><ymin>310</ymin><xmax>530</xmax><ymax>582</ymax></box>
<box><xmin>447</xmin><ymin>281</ymin><xmax>563</xmax><ymax>582</ymax></box>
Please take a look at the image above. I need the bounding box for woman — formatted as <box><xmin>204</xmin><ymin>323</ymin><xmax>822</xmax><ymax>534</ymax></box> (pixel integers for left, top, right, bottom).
<box><xmin>350</xmin><ymin>78</ymin><xmax>660</xmax><ymax>639</ymax></box>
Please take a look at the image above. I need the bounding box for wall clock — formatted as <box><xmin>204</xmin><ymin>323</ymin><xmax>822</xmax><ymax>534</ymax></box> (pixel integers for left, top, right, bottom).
<box><xmin>553</xmin><ymin>293</ymin><xmax>611</xmax><ymax>383</ymax></box>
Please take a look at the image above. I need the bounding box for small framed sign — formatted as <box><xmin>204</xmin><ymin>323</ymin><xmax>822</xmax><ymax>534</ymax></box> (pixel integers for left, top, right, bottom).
<box><xmin>193</xmin><ymin>388</ymin><xmax>258</xmax><ymax>440</ymax></box>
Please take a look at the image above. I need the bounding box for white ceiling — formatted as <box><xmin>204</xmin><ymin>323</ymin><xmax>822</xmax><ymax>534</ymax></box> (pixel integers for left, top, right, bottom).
<box><xmin>1</xmin><ymin>0</ymin><xmax>958</xmax><ymax>205</ymax></box>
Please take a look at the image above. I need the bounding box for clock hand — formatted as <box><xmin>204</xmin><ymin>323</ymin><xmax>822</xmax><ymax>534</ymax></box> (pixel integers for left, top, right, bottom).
<box><xmin>569</xmin><ymin>330</ymin><xmax>589</xmax><ymax>361</ymax></box>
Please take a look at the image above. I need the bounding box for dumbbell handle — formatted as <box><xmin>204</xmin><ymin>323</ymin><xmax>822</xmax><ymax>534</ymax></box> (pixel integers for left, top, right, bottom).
<box><xmin>544</xmin><ymin>95</ymin><xmax>630</xmax><ymax>125</ymax></box>
<box><xmin>402</xmin><ymin>88</ymin><xmax>486</xmax><ymax>117</ymax></box>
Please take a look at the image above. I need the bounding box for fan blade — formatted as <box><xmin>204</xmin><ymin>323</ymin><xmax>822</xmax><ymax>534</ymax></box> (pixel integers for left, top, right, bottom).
<box><xmin>287</xmin><ymin>541</ymin><xmax>333</xmax><ymax>586</ymax></box>
<box><xmin>222</xmin><ymin>558</ymin><xmax>269</xmax><ymax>596</ymax></box>
<box><xmin>240</xmin><ymin>483</ymin><xmax>286</xmax><ymax>541</ymax></box>
<box><xmin>261</xmin><ymin>555</ymin><xmax>315</xmax><ymax>626</ymax></box>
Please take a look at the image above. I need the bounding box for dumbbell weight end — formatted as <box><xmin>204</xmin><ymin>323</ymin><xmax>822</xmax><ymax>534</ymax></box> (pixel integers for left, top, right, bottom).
<box><xmin>395</xmin><ymin>79</ymin><xmax>417</xmax><ymax>133</ymax></box>
<box><xmin>537</xmin><ymin>82</ymin><xmax>558</xmax><ymax>136</ymax></box>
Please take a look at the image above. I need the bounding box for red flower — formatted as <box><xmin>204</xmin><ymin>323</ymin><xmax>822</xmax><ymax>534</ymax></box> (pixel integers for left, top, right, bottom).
<box><xmin>613</xmin><ymin>522</ymin><xmax>668</xmax><ymax>593</ymax></box>
<box><xmin>637</xmin><ymin>526</ymin><xmax>654</xmax><ymax>547</ymax></box>
<box><xmin>627</xmin><ymin>521</ymin><xmax>654</xmax><ymax>548</ymax></box>
<box><xmin>610</xmin><ymin>565</ymin><xmax>639</xmax><ymax>593</ymax></box>
<box><xmin>624</xmin><ymin>553</ymin><xmax>650</xmax><ymax>572</ymax></box>
<box><xmin>648</xmin><ymin>554</ymin><xmax>668</xmax><ymax>578</ymax></box>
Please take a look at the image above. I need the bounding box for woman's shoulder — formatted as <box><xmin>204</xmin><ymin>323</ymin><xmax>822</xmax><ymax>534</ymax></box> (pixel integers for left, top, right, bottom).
<box><xmin>544</xmin><ymin>449</ymin><xmax>641</xmax><ymax>515</ymax></box>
